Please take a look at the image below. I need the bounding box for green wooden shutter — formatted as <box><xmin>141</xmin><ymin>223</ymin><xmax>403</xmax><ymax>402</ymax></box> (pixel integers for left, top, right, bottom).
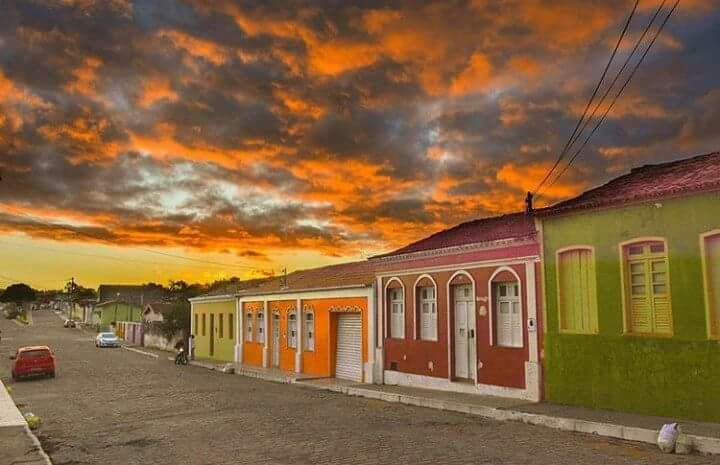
<box><xmin>706</xmin><ymin>234</ymin><xmax>720</xmax><ymax>337</ymax></box>
<box><xmin>628</xmin><ymin>259</ymin><xmax>652</xmax><ymax>333</ymax></box>
<box><xmin>558</xmin><ymin>249</ymin><xmax>597</xmax><ymax>333</ymax></box>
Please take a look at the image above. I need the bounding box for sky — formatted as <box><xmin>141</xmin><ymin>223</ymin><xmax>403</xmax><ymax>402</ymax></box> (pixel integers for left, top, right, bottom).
<box><xmin>1</xmin><ymin>0</ymin><xmax>719</xmax><ymax>290</ymax></box>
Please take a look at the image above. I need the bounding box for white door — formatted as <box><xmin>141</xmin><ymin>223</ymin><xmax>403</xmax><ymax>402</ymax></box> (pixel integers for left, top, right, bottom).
<box><xmin>454</xmin><ymin>284</ymin><xmax>475</xmax><ymax>379</ymax></box>
<box><xmin>335</xmin><ymin>313</ymin><xmax>362</xmax><ymax>382</ymax></box>
<box><xmin>272</xmin><ymin>313</ymin><xmax>280</xmax><ymax>367</ymax></box>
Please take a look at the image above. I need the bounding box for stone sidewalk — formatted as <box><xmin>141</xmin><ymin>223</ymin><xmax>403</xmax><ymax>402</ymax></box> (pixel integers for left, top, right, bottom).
<box><xmin>0</xmin><ymin>380</ymin><xmax>52</xmax><ymax>465</ymax></box>
<box><xmin>297</xmin><ymin>379</ymin><xmax>720</xmax><ymax>456</ymax></box>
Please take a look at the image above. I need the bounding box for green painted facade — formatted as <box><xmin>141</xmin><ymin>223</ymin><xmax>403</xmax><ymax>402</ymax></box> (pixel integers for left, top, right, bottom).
<box><xmin>96</xmin><ymin>302</ymin><xmax>143</xmax><ymax>330</ymax></box>
<box><xmin>541</xmin><ymin>192</ymin><xmax>720</xmax><ymax>421</ymax></box>
<box><xmin>192</xmin><ymin>299</ymin><xmax>236</xmax><ymax>362</ymax></box>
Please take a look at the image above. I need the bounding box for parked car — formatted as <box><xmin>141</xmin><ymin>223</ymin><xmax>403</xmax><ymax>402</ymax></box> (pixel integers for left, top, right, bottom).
<box><xmin>63</xmin><ymin>319</ymin><xmax>76</xmax><ymax>328</ymax></box>
<box><xmin>10</xmin><ymin>346</ymin><xmax>56</xmax><ymax>381</ymax></box>
<box><xmin>95</xmin><ymin>332</ymin><xmax>121</xmax><ymax>348</ymax></box>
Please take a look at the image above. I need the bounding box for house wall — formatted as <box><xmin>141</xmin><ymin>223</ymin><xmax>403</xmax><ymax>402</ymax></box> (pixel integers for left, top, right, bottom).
<box><xmin>379</xmin><ymin>248</ymin><xmax>542</xmax><ymax>399</ymax></box>
<box><xmin>242</xmin><ymin>301</ymin><xmax>264</xmax><ymax>367</ymax></box>
<box><xmin>301</xmin><ymin>297</ymin><xmax>369</xmax><ymax>378</ymax></box>
<box><xmin>98</xmin><ymin>303</ymin><xmax>143</xmax><ymax>329</ymax></box>
<box><xmin>269</xmin><ymin>300</ymin><xmax>297</xmax><ymax>372</ymax></box>
<box><xmin>541</xmin><ymin>192</ymin><xmax>720</xmax><ymax>421</ymax></box>
<box><xmin>192</xmin><ymin>299</ymin><xmax>236</xmax><ymax>362</ymax></box>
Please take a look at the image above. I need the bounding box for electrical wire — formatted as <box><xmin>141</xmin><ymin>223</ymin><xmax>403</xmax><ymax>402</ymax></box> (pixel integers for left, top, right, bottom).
<box><xmin>540</xmin><ymin>0</ymin><xmax>680</xmax><ymax>196</ymax></box>
<box><xmin>533</xmin><ymin>0</ymin><xmax>640</xmax><ymax>194</ymax></box>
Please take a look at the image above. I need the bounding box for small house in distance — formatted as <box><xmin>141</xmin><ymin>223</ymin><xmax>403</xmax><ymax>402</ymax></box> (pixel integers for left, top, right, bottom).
<box><xmin>94</xmin><ymin>284</ymin><xmax>166</xmax><ymax>330</ymax></box>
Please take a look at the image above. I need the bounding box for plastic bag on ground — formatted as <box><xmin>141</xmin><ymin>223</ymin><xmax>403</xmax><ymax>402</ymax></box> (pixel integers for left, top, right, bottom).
<box><xmin>657</xmin><ymin>422</ymin><xmax>680</xmax><ymax>453</ymax></box>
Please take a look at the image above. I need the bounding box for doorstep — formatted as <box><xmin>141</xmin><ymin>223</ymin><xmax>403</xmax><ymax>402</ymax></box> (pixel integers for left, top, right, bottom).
<box><xmin>296</xmin><ymin>380</ymin><xmax>720</xmax><ymax>456</ymax></box>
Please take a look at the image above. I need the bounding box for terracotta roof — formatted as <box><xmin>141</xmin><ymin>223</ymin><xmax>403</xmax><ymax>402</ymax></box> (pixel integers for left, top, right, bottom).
<box><xmin>372</xmin><ymin>212</ymin><xmax>536</xmax><ymax>259</ymax></box>
<box><xmin>234</xmin><ymin>260</ymin><xmax>377</xmax><ymax>297</ymax></box>
<box><xmin>97</xmin><ymin>285</ymin><xmax>167</xmax><ymax>307</ymax></box>
<box><xmin>539</xmin><ymin>151</ymin><xmax>720</xmax><ymax>217</ymax></box>
<box><xmin>203</xmin><ymin>278</ymin><xmax>272</xmax><ymax>297</ymax></box>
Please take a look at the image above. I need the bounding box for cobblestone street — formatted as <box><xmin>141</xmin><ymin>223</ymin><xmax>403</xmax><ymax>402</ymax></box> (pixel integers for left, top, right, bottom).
<box><xmin>0</xmin><ymin>311</ymin><xmax>715</xmax><ymax>465</ymax></box>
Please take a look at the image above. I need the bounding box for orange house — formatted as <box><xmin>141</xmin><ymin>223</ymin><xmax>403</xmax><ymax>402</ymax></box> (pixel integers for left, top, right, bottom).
<box><xmin>237</xmin><ymin>261</ymin><xmax>378</xmax><ymax>383</ymax></box>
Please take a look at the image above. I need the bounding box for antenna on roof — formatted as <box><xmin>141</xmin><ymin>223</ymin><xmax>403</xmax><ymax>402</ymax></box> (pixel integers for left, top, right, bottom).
<box><xmin>280</xmin><ymin>267</ymin><xmax>287</xmax><ymax>288</ymax></box>
<box><xmin>525</xmin><ymin>191</ymin><xmax>534</xmax><ymax>215</ymax></box>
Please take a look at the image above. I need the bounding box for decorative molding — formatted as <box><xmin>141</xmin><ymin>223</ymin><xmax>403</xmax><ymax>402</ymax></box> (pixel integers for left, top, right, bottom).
<box><xmin>371</xmin><ymin>236</ymin><xmax>537</xmax><ymax>263</ymax></box>
<box><xmin>329</xmin><ymin>304</ymin><xmax>363</xmax><ymax>313</ymax></box>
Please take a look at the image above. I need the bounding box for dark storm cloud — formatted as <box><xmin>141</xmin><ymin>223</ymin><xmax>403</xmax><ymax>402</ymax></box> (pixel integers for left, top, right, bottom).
<box><xmin>1</xmin><ymin>0</ymin><xmax>719</xmax><ymax>258</ymax></box>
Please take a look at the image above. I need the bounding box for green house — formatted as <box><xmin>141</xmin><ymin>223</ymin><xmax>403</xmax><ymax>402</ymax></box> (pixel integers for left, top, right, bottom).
<box><xmin>94</xmin><ymin>284</ymin><xmax>166</xmax><ymax>331</ymax></box>
<box><xmin>538</xmin><ymin>152</ymin><xmax>720</xmax><ymax>421</ymax></box>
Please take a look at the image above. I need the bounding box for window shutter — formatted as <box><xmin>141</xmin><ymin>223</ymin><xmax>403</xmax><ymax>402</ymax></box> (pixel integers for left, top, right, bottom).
<box><xmin>498</xmin><ymin>301</ymin><xmax>512</xmax><ymax>346</ymax></box>
<box><xmin>558</xmin><ymin>248</ymin><xmax>597</xmax><ymax>333</ymax></box>
<box><xmin>707</xmin><ymin>235</ymin><xmax>720</xmax><ymax>337</ymax></box>
<box><xmin>652</xmin><ymin>295</ymin><xmax>672</xmax><ymax>335</ymax></box>
<box><xmin>511</xmin><ymin>300</ymin><xmax>522</xmax><ymax>347</ymax></box>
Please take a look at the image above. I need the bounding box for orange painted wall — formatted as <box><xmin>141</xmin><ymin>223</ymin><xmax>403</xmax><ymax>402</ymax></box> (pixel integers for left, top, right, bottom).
<box><xmin>268</xmin><ymin>300</ymin><xmax>297</xmax><ymax>372</ymax></box>
<box><xmin>301</xmin><ymin>297</ymin><xmax>368</xmax><ymax>378</ymax></box>
<box><xmin>242</xmin><ymin>301</ymin><xmax>264</xmax><ymax>367</ymax></box>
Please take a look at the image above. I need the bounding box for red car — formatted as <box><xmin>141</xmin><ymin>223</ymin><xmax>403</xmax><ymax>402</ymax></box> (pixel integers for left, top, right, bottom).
<box><xmin>11</xmin><ymin>346</ymin><xmax>56</xmax><ymax>381</ymax></box>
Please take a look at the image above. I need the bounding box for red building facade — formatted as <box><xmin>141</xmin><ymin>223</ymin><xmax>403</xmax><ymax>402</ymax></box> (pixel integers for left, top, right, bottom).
<box><xmin>372</xmin><ymin>213</ymin><xmax>543</xmax><ymax>400</ymax></box>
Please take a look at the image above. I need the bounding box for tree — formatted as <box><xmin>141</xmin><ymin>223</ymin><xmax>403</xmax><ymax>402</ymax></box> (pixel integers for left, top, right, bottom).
<box><xmin>0</xmin><ymin>283</ymin><xmax>37</xmax><ymax>303</ymax></box>
<box><xmin>159</xmin><ymin>300</ymin><xmax>190</xmax><ymax>340</ymax></box>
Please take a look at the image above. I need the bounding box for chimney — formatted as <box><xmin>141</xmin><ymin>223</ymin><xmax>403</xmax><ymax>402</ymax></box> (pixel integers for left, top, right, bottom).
<box><xmin>525</xmin><ymin>191</ymin><xmax>534</xmax><ymax>214</ymax></box>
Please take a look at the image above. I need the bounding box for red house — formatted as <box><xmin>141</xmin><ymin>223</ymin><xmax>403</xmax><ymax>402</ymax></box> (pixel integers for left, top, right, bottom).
<box><xmin>370</xmin><ymin>212</ymin><xmax>543</xmax><ymax>400</ymax></box>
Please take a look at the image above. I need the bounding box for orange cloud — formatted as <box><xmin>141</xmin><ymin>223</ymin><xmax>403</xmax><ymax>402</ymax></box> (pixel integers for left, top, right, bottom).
<box><xmin>496</xmin><ymin>162</ymin><xmax>587</xmax><ymax>201</ymax></box>
<box><xmin>450</xmin><ymin>53</ymin><xmax>494</xmax><ymax>96</ymax></box>
<box><xmin>65</xmin><ymin>56</ymin><xmax>102</xmax><ymax>96</ymax></box>
<box><xmin>138</xmin><ymin>77</ymin><xmax>178</xmax><ymax>108</ymax></box>
<box><xmin>159</xmin><ymin>29</ymin><xmax>228</xmax><ymax>66</ymax></box>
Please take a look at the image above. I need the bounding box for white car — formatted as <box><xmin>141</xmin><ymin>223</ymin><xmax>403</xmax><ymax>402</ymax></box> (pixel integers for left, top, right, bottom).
<box><xmin>95</xmin><ymin>332</ymin><xmax>121</xmax><ymax>348</ymax></box>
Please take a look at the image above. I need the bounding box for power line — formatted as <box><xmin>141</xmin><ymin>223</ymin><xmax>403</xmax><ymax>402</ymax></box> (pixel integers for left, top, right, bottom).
<box><xmin>534</xmin><ymin>0</ymin><xmax>640</xmax><ymax>194</ymax></box>
<box><xmin>541</xmin><ymin>0</ymin><xmax>680</xmax><ymax>195</ymax></box>
<box><xmin>537</xmin><ymin>0</ymin><xmax>667</xmax><ymax>199</ymax></box>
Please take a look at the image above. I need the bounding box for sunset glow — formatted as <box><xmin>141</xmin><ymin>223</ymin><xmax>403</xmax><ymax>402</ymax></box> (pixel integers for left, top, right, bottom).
<box><xmin>1</xmin><ymin>0</ymin><xmax>719</xmax><ymax>289</ymax></box>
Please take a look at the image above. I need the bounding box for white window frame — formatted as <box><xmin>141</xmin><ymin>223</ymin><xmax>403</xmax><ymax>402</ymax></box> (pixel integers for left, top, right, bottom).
<box><xmin>701</xmin><ymin>230</ymin><xmax>720</xmax><ymax>339</ymax></box>
<box><xmin>287</xmin><ymin>310</ymin><xmax>298</xmax><ymax>349</ymax></box>
<box><xmin>303</xmin><ymin>310</ymin><xmax>315</xmax><ymax>352</ymax></box>
<box><xmin>256</xmin><ymin>311</ymin><xmax>265</xmax><ymax>344</ymax></box>
<box><xmin>245</xmin><ymin>311</ymin><xmax>254</xmax><ymax>342</ymax></box>
<box><xmin>414</xmin><ymin>274</ymin><xmax>438</xmax><ymax>341</ymax></box>
<box><xmin>386</xmin><ymin>278</ymin><xmax>405</xmax><ymax>339</ymax></box>
<box><xmin>494</xmin><ymin>281</ymin><xmax>523</xmax><ymax>348</ymax></box>
<box><xmin>487</xmin><ymin>266</ymin><xmax>523</xmax><ymax>347</ymax></box>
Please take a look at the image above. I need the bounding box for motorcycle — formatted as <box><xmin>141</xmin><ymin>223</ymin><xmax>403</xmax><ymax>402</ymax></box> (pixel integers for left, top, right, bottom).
<box><xmin>174</xmin><ymin>347</ymin><xmax>188</xmax><ymax>366</ymax></box>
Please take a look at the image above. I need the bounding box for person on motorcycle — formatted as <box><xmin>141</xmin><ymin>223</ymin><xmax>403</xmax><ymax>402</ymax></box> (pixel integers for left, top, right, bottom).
<box><xmin>174</xmin><ymin>340</ymin><xmax>188</xmax><ymax>365</ymax></box>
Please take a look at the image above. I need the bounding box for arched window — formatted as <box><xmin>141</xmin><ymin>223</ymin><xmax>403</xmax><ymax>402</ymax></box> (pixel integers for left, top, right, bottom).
<box><xmin>490</xmin><ymin>268</ymin><xmax>523</xmax><ymax>348</ymax></box>
<box><xmin>245</xmin><ymin>311</ymin><xmax>254</xmax><ymax>342</ymax></box>
<box><xmin>622</xmin><ymin>239</ymin><xmax>672</xmax><ymax>335</ymax></box>
<box><xmin>303</xmin><ymin>310</ymin><xmax>315</xmax><ymax>351</ymax></box>
<box><xmin>387</xmin><ymin>279</ymin><xmax>405</xmax><ymax>339</ymax></box>
<box><xmin>287</xmin><ymin>310</ymin><xmax>297</xmax><ymax>349</ymax></box>
<box><xmin>257</xmin><ymin>311</ymin><xmax>265</xmax><ymax>343</ymax></box>
<box><xmin>415</xmin><ymin>276</ymin><xmax>437</xmax><ymax>341</ymax></box>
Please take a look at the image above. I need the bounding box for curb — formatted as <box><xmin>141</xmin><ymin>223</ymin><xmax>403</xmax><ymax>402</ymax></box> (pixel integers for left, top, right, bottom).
<box><xmin>308</xmin><ymin>384</ymin><xmax>720</xmax><ymax>456</ymax></box>
<box><xmin>121</xmin><ymin>346</ymin><xmax>159</xmax><ymax>359</ymax></box>
<box><xmin>1</xmin><ymin>380</ymin><xmax>53</xmax><ymax>464</ymax></box>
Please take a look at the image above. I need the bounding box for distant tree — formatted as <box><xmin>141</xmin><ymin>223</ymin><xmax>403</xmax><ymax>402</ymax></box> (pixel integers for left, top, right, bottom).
<box><xmin>0</xmin><ymin>283</ymin><xmax>37</xmax><ymax>303</ymax></box>
<box><xmin>73</xmin><ymin>287</ymin><xmax>97</xmax><ymax>300</ymax></box>
<box><xmin>159</xmin><ymin>299</ymin><xmax>190</xmax><ymax>340</ymax></box>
